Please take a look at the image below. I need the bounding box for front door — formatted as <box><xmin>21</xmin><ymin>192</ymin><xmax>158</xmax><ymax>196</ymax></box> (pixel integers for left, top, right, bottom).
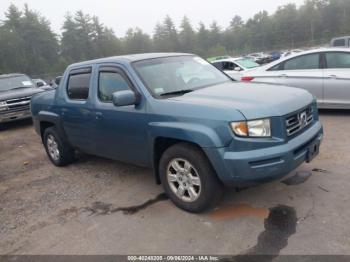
<box><xmin>323</xmin><ymin>51</ymin><xmax>350</xmax><ymax>108</ymax></box>
<box><xmin>92</xmin><ymin>65</ymin><xmax>149</xmax><ymax>166</ymax></box>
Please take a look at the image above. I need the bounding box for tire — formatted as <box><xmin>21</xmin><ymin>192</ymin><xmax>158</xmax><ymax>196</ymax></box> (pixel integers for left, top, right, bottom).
<box><xmin>159</xmin><ymin>142</ymin><xmax>223</xmax><ymax>213</ymax></box>
<box><xmin>43</xmin><ymin>127</ymin><xmax>75</xmax><ymax>166</ymax></box>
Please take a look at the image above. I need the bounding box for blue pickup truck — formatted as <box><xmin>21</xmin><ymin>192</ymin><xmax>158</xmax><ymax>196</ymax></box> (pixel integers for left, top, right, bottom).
<box><xmin>31</xmin><ymin>53</ymin><xmax>323</xmax><ymax>212</ymax></box>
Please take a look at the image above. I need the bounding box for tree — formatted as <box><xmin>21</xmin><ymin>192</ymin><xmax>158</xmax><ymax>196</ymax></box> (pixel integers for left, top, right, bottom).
<box><xmin>123</xmin><ymin>28</ymin><xmax>152</xmax><ymax>54</ymax></box>
<box><xmin>61</xmin><ymin>11</ymin><xmax>122</xmax><ymax>63</ymax></box>
<box><xmin>153</xmin><ymin>15</ymin><xmax>179</xmax><ymax>52</ymax></box>
<box><xmin>178</xmin><ymin>16</ymin><xmax>196</xmax><ymax>53</ymax></box>
<box><xmin>196</xmin><ymin>22</ymin><xmax>210</xmax><ymax>56</ymax></box>
<box><xmin>0</xmin><ymin>4</ymin><xmax>59</xmax><ymax>75</ymax></box>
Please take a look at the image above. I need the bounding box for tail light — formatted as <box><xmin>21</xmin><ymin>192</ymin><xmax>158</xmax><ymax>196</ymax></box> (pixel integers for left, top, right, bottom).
<box><xmin>241</xmin><ymin>76</ymin><xmax>255</xmax><ymax>81</ymax></box>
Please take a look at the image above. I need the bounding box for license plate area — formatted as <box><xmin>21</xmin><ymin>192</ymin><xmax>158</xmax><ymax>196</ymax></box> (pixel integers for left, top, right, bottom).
<box><xmin>306</xmin><ymin>140</ymin><xmax>320</xmax><ymax>163</ymax></box>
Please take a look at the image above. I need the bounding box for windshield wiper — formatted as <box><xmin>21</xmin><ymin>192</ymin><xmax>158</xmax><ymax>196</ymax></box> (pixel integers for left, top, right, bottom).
<box><xmin>160</xmin><ymin>89</ymin><xmax>194</xmax><ymax>97</ymax></box>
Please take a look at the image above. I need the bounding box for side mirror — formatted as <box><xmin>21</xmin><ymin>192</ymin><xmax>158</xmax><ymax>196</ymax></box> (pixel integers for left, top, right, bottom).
<box><xmin>234</xmin><ymin>67</ymin><xmax>242</xmax><ymax>71</ymax></box>
<box><xmin>112</xmin><ymin>90</ymin><xmax>139</xmax><ymax>107</ymax></box>
<box><xmin>36</xmin><ymin>82</ymin><xmax>44</xmax><ymax>87</ymax></box>
<box><xmin>55</xmin><ymin>77</ymin><xmax>62</xmax><ymax>85</ymax></box>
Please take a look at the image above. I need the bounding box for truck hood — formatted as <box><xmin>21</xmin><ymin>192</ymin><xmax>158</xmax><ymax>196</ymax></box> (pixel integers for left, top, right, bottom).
<box><xmin>170</xmin><ymin>82</ymin><xmax>313</xmax><ymax>119</ymax></box>
<box><xmin>0</xmin><ymin>87</ymin><xmax>44</xmax><ymax>101</ymax></box>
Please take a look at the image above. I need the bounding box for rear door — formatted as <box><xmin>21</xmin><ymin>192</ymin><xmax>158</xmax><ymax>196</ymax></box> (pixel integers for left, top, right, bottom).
<box><xmin>60</xmin><ymin>67</ymin><xmax>95</xmax><ymax>153</ymax></box>
<box><xmin>267</xmin><ymin>53</ymin><xmax>324</xmax><ymax>104</ymax></box>
<box><xmin>323</xmin><ymin>51</ymin><xmax>350</xmax><ymax>108</ymax></box>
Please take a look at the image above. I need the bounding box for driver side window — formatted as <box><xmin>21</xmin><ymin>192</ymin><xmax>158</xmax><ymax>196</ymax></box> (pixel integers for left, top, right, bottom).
<box><xmin>98</xmin><ymin>71</ymin><xmax>131</xmax><ymax>102</ymax></box>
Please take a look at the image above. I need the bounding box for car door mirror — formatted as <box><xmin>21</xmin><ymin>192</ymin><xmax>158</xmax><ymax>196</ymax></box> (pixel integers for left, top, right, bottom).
<box><xmin>234</xmin><ymin>67</ymin><xmax>242</xmax><ymax>71</ymax></box>
<box><xmin>36</xmin><ymin>82</ymin><xmax>44</xmax><ymax>87</ymax></box>
<box><xmin>112</xmin><ymin>90</ymin><xmax>139</xmax><ymax>107</ymax></box>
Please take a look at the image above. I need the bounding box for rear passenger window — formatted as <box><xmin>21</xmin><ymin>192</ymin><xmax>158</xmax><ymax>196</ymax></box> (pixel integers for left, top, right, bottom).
<box><xmin>333</xmin><ymin>39</ymin><xmax>345</xmax><ymax>47</ymax></box>
<box><xmin>67</xmin><ymin>72</ymin><xmax>91</xmax><ymax>100</ymax></box>
<box><xmin>222</xmin><ymin>62</ymin><xmax>236</xmax><ymax>71</ymax></box>
<box><xmin>325</xmin><ymin>52</ymin><xmax>350</xmax><ymax>69</ymax></box>
<box><xmin>284</xmin><ymin>54</ymin><xmax>319</xmax><ymax>70</ymax></box>
<box><xmin>98</xmin><ymin>72</ymin><xmax>131</xmax><ymax>102</ymax></box>
<box><xmin>269</xmin><ymin>63</ymin><xmax>282</xmax><ymax>71</ymax></box>
<box><xmin>212</xmin><ymin>62</ymin><xmax>223</xmax><ymax>70</ymax></box>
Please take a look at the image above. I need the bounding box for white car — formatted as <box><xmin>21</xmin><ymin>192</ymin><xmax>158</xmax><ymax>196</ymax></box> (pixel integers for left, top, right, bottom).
<box><xmin>241</xmin><ymin>48</ymin><xmax>350</xmax><ymax>109</ymax></box>
<box><xmin>211</xmin><ymin>57</ymin><xmax>260</xmax><ymax>80</ymax></box>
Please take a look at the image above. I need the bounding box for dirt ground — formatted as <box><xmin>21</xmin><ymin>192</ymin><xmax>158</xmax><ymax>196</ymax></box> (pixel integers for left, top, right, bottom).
<box><xmin>0</xmin><ymin>111</ymin><xmax>350</xmax><ymax>256</ymax></box>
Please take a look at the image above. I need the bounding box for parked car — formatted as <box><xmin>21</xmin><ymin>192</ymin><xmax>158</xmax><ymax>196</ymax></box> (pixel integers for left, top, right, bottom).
<box><xmin>49</xmin><ymin>76</ymin><xmax>62</xmax><ymax>89</ymax></box>
<box><xmin>31</xmin><ymin>53</ymin><xmax>323</xmax><ymax>213</ymax></box>
<box><xmin>244</xmin><ymin>52</ymin><xmax>266</xmax><ymax>64</ymax></box>
<box><xmin>281</xmin><ymin>49</ymin><xmax>303</xmax><ymax>58</ymax></box>
<box><xmin>330</xmin><ymin>36</ymin><xmax>350</xmax><ymax>47</ymax></box>
<box><xmin>0</xmin><ymin>74</ymin><xmax>44</xmax><ymax>124</ymax></box>
<box><xmin>211</xmin><ymin>57</ymin><xmax>260</xmax><ymax>80</ymax></box>
<box><xmin>242</xmin><ymin>48</ymin><xmax>350</xmax><ymax>109</ymax></box>
<box><xmin>32</xmin><ymin>78</ymin><xmax>53</xmax><ymax>90</ymax></box>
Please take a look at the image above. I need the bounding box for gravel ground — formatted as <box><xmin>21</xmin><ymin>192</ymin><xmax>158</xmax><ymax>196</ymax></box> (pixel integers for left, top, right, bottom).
<box><xmin>0</xmin><ymin>111</ymin><xmax>349</xmax><ymax>256</ymax></box>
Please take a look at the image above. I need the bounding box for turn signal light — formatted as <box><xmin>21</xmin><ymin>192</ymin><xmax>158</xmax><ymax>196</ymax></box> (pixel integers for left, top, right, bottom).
<box><xmin>241</xmin><ymin>76</ymin><xmax>255</xmax><ymax>81</ymax></box>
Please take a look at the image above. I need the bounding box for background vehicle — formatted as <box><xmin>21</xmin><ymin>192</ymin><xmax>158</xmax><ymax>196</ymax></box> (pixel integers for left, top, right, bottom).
<box><xmin>211</xmin><ymin>57</ymin><xmax>260</xmax><ymax>80</ymax></box>
<box><xmin>244</xmin><ymin>52</ymin><xmax>267</xmax><ymax>64</ymax></box>
<box><xmin>241</xmin><ymin>48</ymin><xmax>350</xmax><ymax>109</ymax></box>
<box><xmin>331</xmin><ymin>36</ymin><xmax>350</xmax><ymax>47</ymax></box>
<box><xmin>281</xmin><ymin>49</ymin><xmax>303</xmax><ymax>58</ymax></box>
<box><xmin>31</xmin><ymin>53</ymin><xmax>323</xmax><ymax>213</ymax></box>
<box><xmin>0</xmin><ymin>74</ymin><xmax>44</xmax><ymax>123</ymax></box>
<box><xmin>32</xmin><ymin>78</ymin><xmax>53</xmax><ymax>90</ymax></box>
<box><xmin>49</xmin><ymin>76</ymin><xmax>62</xmax><ymax>88</ymax></box>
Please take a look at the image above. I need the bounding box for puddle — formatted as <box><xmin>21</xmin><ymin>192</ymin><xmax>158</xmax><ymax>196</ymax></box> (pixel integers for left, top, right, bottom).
<box><xmin>312</xmin><ymin>168</ymin><xmax>329</xmax><ymax>173</ymax></box>
<box><xmin>210</xmin><ymin>203</ymin><xmax>269</xmax><ymax>221</ymax></box>
<box><xmin>85</xmin><ymin>193</ymin><xmax>169</xmax><ymax>216</ymax></box>
<box><xmin>233</xmin><ymin>205</ymin><xmax>297</xmax><ymax>262</ymax></box>
<box><xmin>282</xmin><ymin>171</ymin><xmax>312</xmax><ymax>186</ymax></box>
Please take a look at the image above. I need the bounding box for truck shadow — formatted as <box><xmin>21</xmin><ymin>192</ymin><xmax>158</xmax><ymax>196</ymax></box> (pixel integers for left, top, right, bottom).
<box><xmin>0</xmin><ymin>118</ymin><xmax>33</xmax><ymax>131</ymax></box>
<box><xmin>318</xmin><ymin>108</ymin><xmax>350</xmax><ymax>116</ymax></box>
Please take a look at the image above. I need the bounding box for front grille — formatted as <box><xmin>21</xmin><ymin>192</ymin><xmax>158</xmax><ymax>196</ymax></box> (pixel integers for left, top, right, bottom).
<box><xmin>0</xmin><ymin>96</ymin><xmax>31</xmax><ymax>114</ymax></box>
<box><xmin>286</xmin><ymin>105</ymin><xmax>313</xmax><ymax>136</ymax></box>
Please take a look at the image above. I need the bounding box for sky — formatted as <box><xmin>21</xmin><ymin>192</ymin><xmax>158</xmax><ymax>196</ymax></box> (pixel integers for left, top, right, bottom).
<box><xmin>0</xmin><ymin>0</ymin><xmax>305</xmax><ymax>37</ymax></box>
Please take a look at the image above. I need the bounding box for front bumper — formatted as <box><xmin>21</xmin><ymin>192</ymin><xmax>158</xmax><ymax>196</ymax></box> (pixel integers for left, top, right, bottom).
<box><xmin>0</xmin><ymin>110</ymin><xmax>32</xmax><ymax>123</ymax></box>
<box><xmin>204</xmin><ymin>121</ymin><xmax>323</xmax><ymax>187</ymax></box>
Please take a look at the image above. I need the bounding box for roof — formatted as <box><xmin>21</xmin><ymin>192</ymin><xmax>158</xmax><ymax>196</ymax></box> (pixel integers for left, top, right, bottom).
<box><xmin>0</xmin><ymin>73</ymin><xmax>25</xmax><ymax>79</ymax></box>
<box><xmin>69</xmin><ymin>53</ymin><xmax>193</xmax><ymax>68</ymax></box>
<box><xmin>259</xmin><ymin>47</ymin><xmax>350</xmax><ymax>70</ymax></box>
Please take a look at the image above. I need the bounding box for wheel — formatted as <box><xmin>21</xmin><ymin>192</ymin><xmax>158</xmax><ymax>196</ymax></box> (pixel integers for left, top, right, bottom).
<box><xmin>43</xmin><ymin>127</ymin><xmax>75</xmax><ymax>166</ymax></box>
<box><xmin>159</xmin><ymin>143</ymin><xmax>223</xmax><ymax>213</ymax></box>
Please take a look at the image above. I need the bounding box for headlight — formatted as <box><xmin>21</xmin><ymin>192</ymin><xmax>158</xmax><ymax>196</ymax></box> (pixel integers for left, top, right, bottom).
<box><xmin>0</xmin><ymin>101</ymin><xmax>7</xmax><ymax>111</ymax></box>
<box><xmin>231</xmin><ymin>118</ymin><xmax>271</xmax><ymax>137</ymax></box>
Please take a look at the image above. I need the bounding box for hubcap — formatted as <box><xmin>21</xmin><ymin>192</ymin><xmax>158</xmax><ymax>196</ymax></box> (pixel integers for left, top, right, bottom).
<box><xmin>47</xmin><ymin>134</ymin><xmax>60</xmax><ymax>161</ymax></box>
<box><xmin>167</xmin><ymin>158</ymin><xmax>201</xmax><ymax>202</ymax></box>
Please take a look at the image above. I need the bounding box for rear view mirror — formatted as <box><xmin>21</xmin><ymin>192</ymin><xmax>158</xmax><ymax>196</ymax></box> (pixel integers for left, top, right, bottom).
<box><xmin>112</xmin><ymin>90</ymin><xmax>139</xmax><ymax>107</ymax></box>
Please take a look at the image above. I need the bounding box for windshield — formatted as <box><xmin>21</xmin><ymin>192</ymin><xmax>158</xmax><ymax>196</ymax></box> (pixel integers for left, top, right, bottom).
<box><xmin>133</xmin><ymin>56</ymin><xmax>231</xmax><ymax>97</ymax></box>
<box><xmin>0</xmin><ymin>75</ymin><xmax>34</xmax><ymax>92</ymax></box>
<box><xmin>235</xmin><ymin>59</ymin><xmax>260</xmax><ymax>69</ymax></box>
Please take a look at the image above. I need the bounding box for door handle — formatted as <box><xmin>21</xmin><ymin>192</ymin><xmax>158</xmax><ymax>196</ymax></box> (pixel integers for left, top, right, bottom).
<box><xmin>328</xmin><ymin>75</ymin><xmax>337</xmax><ymax>79</ymax></box>
<box><xmin>61</xmin><ymin>108</ymin><xmax>68</xmax><ymax>115</ymax></box>
<box><xmin>95</xmin><ymin>112</ymin><xmax>103</xmax><ymax>120</ymax></box>
<box><xmin>279</xmin><ymin>74</ymin><xmax>288</xmax><ymax>77</ymax></box>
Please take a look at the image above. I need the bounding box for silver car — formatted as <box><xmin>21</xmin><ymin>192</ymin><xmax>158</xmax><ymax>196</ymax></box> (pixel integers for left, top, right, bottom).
<box><xmin>242</xmin><ymin>48</ymin><xmax>350</xmax><ymax>109</ymax></box>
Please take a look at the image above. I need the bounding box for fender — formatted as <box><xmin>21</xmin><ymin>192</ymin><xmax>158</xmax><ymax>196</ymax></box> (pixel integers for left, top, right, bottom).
<box><xmin>148</xmin><ymin>121</ymin><xmax>232</xmax><ymax>148</ymax></box>
<box><xmin>148</xmin><ymin>121</ymin><xmax>233</xmax><ymax>184</ymax></box>
<box><xmin>34</xmin><ymin>111</ymin><xmax>70</xmax><ymax>145</ymax></box>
